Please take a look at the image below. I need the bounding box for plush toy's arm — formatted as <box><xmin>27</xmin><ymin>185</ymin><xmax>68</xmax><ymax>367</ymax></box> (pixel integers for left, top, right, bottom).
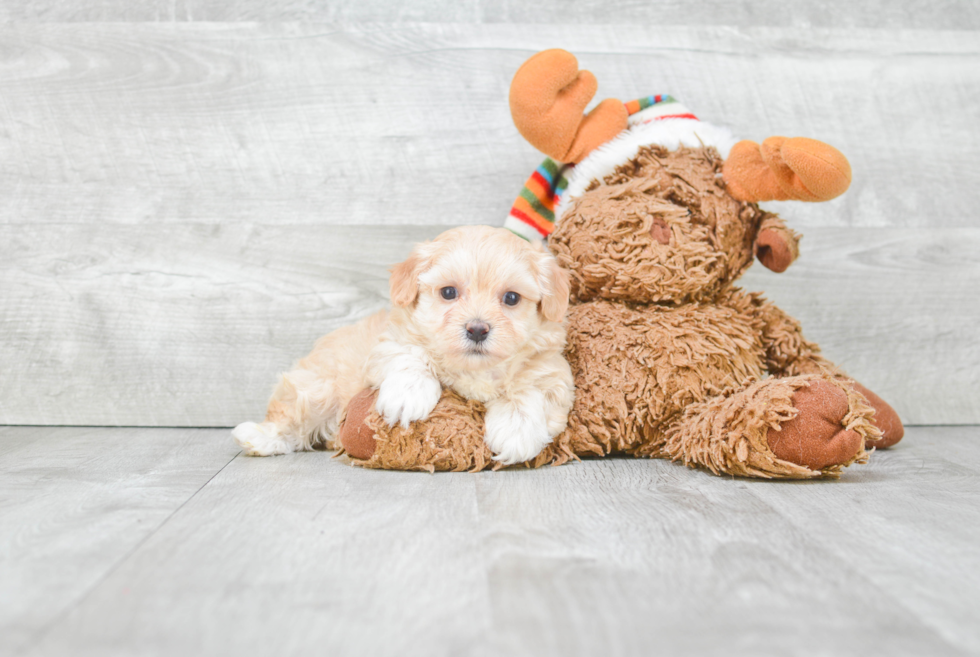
<box><xmin>338</xmin><ymin>388</ymin><xmax>574</xmax><ymax>472</ymax></box>
<box><xmin>749</xmin><ymin>297</ymin><xmax>840</xmax><ymax>378</ymax></box>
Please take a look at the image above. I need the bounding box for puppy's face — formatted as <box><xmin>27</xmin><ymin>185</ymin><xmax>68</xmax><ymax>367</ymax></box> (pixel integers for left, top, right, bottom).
<box><xmin>389</xmin><ymin>226</ymin><xmax>569</xmax><ymax>372</ymax></box>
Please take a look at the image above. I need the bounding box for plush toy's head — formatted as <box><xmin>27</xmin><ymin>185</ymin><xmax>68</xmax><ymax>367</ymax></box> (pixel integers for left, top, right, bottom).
<box><xmin>549</xmin><ymin>145</ymin><xmax>799</xmax><ymax>305</ymax></box>
<box><xmin>505</xmin><ymin>49</ymin><xmax>851</xmax><ymax>306</ymax></box>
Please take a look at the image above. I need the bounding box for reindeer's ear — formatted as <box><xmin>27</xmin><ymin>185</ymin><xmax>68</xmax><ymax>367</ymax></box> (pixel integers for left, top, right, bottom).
<box><xmin>389</xmin><ymin>245</ymin><xmax>431</xmax><ymax>307</ymax></box>
<box><xmin>534</xmin><ymin>245</ymin><xmax>571</xmax><ymax>322</ymax></box>
<box><xmin>754</xmin><ymin>216</ymin><xmax>801</xmax><ymax>273</ymax></box>
<box><xmin>509</xmin><ymin>49</ymin><xmax>627</xmax><ymax>163</ymax></box>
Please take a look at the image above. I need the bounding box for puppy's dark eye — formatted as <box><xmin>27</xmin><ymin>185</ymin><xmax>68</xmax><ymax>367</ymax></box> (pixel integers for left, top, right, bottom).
<box><xmin>503</xmin><ymin>291</ymin><xmax>521</xmax><ymax>306</ymax></box>
<box><xmin>440</xmin><ymin>286</ymin><xmax>457</xmax><ymax>301</ymax></box>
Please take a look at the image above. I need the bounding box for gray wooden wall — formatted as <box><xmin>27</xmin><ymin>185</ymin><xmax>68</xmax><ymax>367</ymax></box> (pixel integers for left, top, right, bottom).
<box><xmin>1</xmin><ymin>3</ymin><xmax>978</xmax><ymax>427</ymax></box>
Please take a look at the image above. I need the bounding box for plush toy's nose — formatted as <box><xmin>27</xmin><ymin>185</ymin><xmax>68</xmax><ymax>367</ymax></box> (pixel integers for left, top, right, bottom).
<box><xmin>465</xmin><ymin>321</ymin><xmax>490</xmax><ymax>343</ymax></box>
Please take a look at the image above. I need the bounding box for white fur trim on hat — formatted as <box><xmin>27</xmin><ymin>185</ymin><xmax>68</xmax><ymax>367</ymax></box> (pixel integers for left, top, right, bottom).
<box><xmin>554</xmin><ymin>118</ymin><xmax>738</xmax><ymax>223</ymax></box>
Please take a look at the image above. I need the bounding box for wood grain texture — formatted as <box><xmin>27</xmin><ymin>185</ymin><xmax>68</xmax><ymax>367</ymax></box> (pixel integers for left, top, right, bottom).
<box><xmin>7</xmin><ymin>424</ymin><xmax>978</xmax><ymax>657</ymax></box>
<box><xmin>0</xmin><ymin>24</ymin><xmax>977</xmax><ymax>229</ymax></box>
<box><xmin>1</xmin><ymin>21</ymin><xmax>978</xmax><ymax>426</ymax></box>
<box><xmin>20</xmin><ymin>433</ymin><xmax>493</xmax><ymax>657</ymax></box>
<box><xmin>745</xmin><ymin>426</ymin><xmax>980</xmax><ymax>655</ymax></box>
<box><xmin>0</xmin><ymin>223</ymin><xmax>440</xmax><ymax>427</ymax></box>
<box><xmin>0</xmin><ymin>426</ymin><xmax>239</xmax><ymax>656</ymax></box>
<box><xmin>739</xmin><ymin>226</ymin><xmax>980</xmax><ymax>426</ymax></box>
<box><xmin>2</xmin><ymin>1</ymin><xmax>979</xmax><ymax>29</ymax></box>
<box><xmin>2</xmin><ymin>224</ymin><xmax>977</xmax><ymax>426</ymax></box>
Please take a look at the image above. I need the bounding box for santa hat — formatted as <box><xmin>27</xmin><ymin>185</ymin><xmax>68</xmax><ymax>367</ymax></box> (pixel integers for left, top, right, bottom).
<box><xmin>504</xmin><ymin>95</ymin><xmax>738</xmax><ymax>242</ymax></box>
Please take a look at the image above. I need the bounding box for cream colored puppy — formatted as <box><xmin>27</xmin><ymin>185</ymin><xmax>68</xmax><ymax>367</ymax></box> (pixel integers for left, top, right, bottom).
<box><xmin>232</xmin><ymin>225</ymin><xmax>574</xmax><ymax>465</ymax></box>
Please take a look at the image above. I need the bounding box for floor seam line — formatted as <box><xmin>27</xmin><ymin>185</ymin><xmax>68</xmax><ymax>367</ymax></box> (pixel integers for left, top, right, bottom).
<box><xmin>17</xmin><ymin>449</ymin><xmax>242</xmax><ymax>656</ymax></box>
<box><xmin>738</xmin><ymin>481</ymin><xmax>970</xmax><ymax>655</ymax></box>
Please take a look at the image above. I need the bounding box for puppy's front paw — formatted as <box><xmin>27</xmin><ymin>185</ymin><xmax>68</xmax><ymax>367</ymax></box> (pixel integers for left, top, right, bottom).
<box><xmin>484</xmin><ymin>403</ymin><xmax>552</xmax><ymax>466</ymax></box>
<box><xmin>375</xmin><ymin>372</ymin><xmax>442</xmax><ymax>428</ymax></box>
<box><xmin>232</xmin><ymin>421</ymin><xmax>292</xmax><ymax>456</ymax></box>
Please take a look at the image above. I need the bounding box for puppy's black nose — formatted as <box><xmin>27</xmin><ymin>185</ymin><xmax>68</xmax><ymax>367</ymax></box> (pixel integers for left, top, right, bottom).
<box><xmin>465</xmin><ymin>321</ymin><xmax>490</xmax><ymax>343</ymax></box>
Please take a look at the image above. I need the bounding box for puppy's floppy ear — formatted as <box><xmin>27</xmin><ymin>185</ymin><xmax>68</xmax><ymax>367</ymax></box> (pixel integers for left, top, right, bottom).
<box><xmin>534</xmin><ymin>245</ymin><xmax>571</xmax><ymax>322</ymax></box>
<box><xmin>389</xmin><ymin>244</ymin><xmax>431</xmax><ymax>307</ymax></box>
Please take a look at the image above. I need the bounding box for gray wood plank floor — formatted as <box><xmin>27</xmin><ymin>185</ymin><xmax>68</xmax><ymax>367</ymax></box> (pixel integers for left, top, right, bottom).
<box><xmin>2</xmin><ymin>425</ymin><xmax>978</xmax><ymax>657</ymax></box>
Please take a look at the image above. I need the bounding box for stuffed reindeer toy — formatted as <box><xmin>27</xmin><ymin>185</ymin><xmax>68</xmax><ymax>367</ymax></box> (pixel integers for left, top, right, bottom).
<box><xmin>336</xmin><ymin>49</ymin><xmax>903</xmax><ymax>478</ymax></box>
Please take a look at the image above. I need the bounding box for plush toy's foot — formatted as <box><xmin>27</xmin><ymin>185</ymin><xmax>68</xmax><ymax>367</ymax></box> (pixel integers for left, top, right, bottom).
<box><xmin>662</xmin><ymin>376</ymin><xmax>875</xmax><ymax>478</ymax></box>
<box><xmin>766</xmin><ymin>380</ymin><xmax>866</xmax><ymax>470</ymax></box>
<box><xmin>723</xmin><ymin>137</ymin><xmax>851</xmax><ymax>203</ymax></box>
<box><xmin>338</xmin><ymin>389</ymin><xmax>379</xmax><ymax>460</ymax></box>
<box><xmin>849</xmin><ymin>382</ymin><xmax>904</xmax><ymax>449</ymax></box>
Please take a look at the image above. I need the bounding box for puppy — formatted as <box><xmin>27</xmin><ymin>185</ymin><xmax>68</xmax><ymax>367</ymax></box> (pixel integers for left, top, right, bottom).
<box><xmin>232</xmin><ymin>225</ymin><xmax>574</xmax><ymax>465</ymax></box>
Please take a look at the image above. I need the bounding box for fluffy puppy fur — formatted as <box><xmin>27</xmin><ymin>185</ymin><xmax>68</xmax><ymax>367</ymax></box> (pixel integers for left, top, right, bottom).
<box><xmin>233</xmin><ymin>225</ymin><xmax>574</xmax><ymax>465</ymax></box>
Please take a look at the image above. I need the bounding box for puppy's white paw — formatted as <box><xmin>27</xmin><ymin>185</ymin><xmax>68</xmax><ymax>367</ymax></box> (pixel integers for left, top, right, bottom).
<box><xmin>375</xmin><ymin>372</ymin><xmax>442</xmax><ymax>428</ymax></box>
<box><xmin>484</xmin><ymin>403</ymin><xmax>552</xmax><ymax>465</ymax></box>
<box><xmin>232</xmin><ymin>421</ymin><xmax>293</xmax><ymax>456</ymax></box>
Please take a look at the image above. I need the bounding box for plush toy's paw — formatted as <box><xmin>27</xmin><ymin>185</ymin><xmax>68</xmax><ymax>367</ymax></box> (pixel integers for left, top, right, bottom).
<box><xmin>850</xmin><ymin>382</ymin><xmax>904</xmax><ymax>449</ymax></box>
<box><xmin>232</xmin><ymin>421</ymin><xmax>293</xmax><ymax>456</ymax></box>
<box><xmin>339</xmin><ymin>389</ymin><xmax>379</xmax><ymax>460</ymax></box>
<box><xmin>484</xmin><ymin>399</ymin><xmax>552</xmax><ymax>466</ymax></box>
<box><xmin>375</xmin><ymin>372</ymin><xmax>442</xmax><ymax>428</ymax></box>
<box><xmin>766</xmin><ymin>381</ymin><xmax>865</xmax><ymax>470</ymax></box>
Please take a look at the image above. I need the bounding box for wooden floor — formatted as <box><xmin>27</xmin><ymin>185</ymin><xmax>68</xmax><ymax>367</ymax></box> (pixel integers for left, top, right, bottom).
<box><xmin>1</xmin><ymin>425</ymin><xmax>978</xmax><ymax>657</ymax></box>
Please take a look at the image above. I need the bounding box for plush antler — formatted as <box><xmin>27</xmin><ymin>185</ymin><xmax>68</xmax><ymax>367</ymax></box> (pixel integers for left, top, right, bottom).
<box><xmin>509</xmin><ymin>49</ymin><xmax>628</xmax><ymax>164</ymax></box>
<box><xmin>723</xmin><ymin>137</ymin><xmax>852</xmax><ymax>203</ymax></box>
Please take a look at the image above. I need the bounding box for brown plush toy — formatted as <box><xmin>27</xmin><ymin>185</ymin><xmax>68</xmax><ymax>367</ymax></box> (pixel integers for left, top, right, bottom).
<box><xmin>338</xmin><ymin>49</ymin><xmax>903</xmax><ymax>478</ymax></box>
